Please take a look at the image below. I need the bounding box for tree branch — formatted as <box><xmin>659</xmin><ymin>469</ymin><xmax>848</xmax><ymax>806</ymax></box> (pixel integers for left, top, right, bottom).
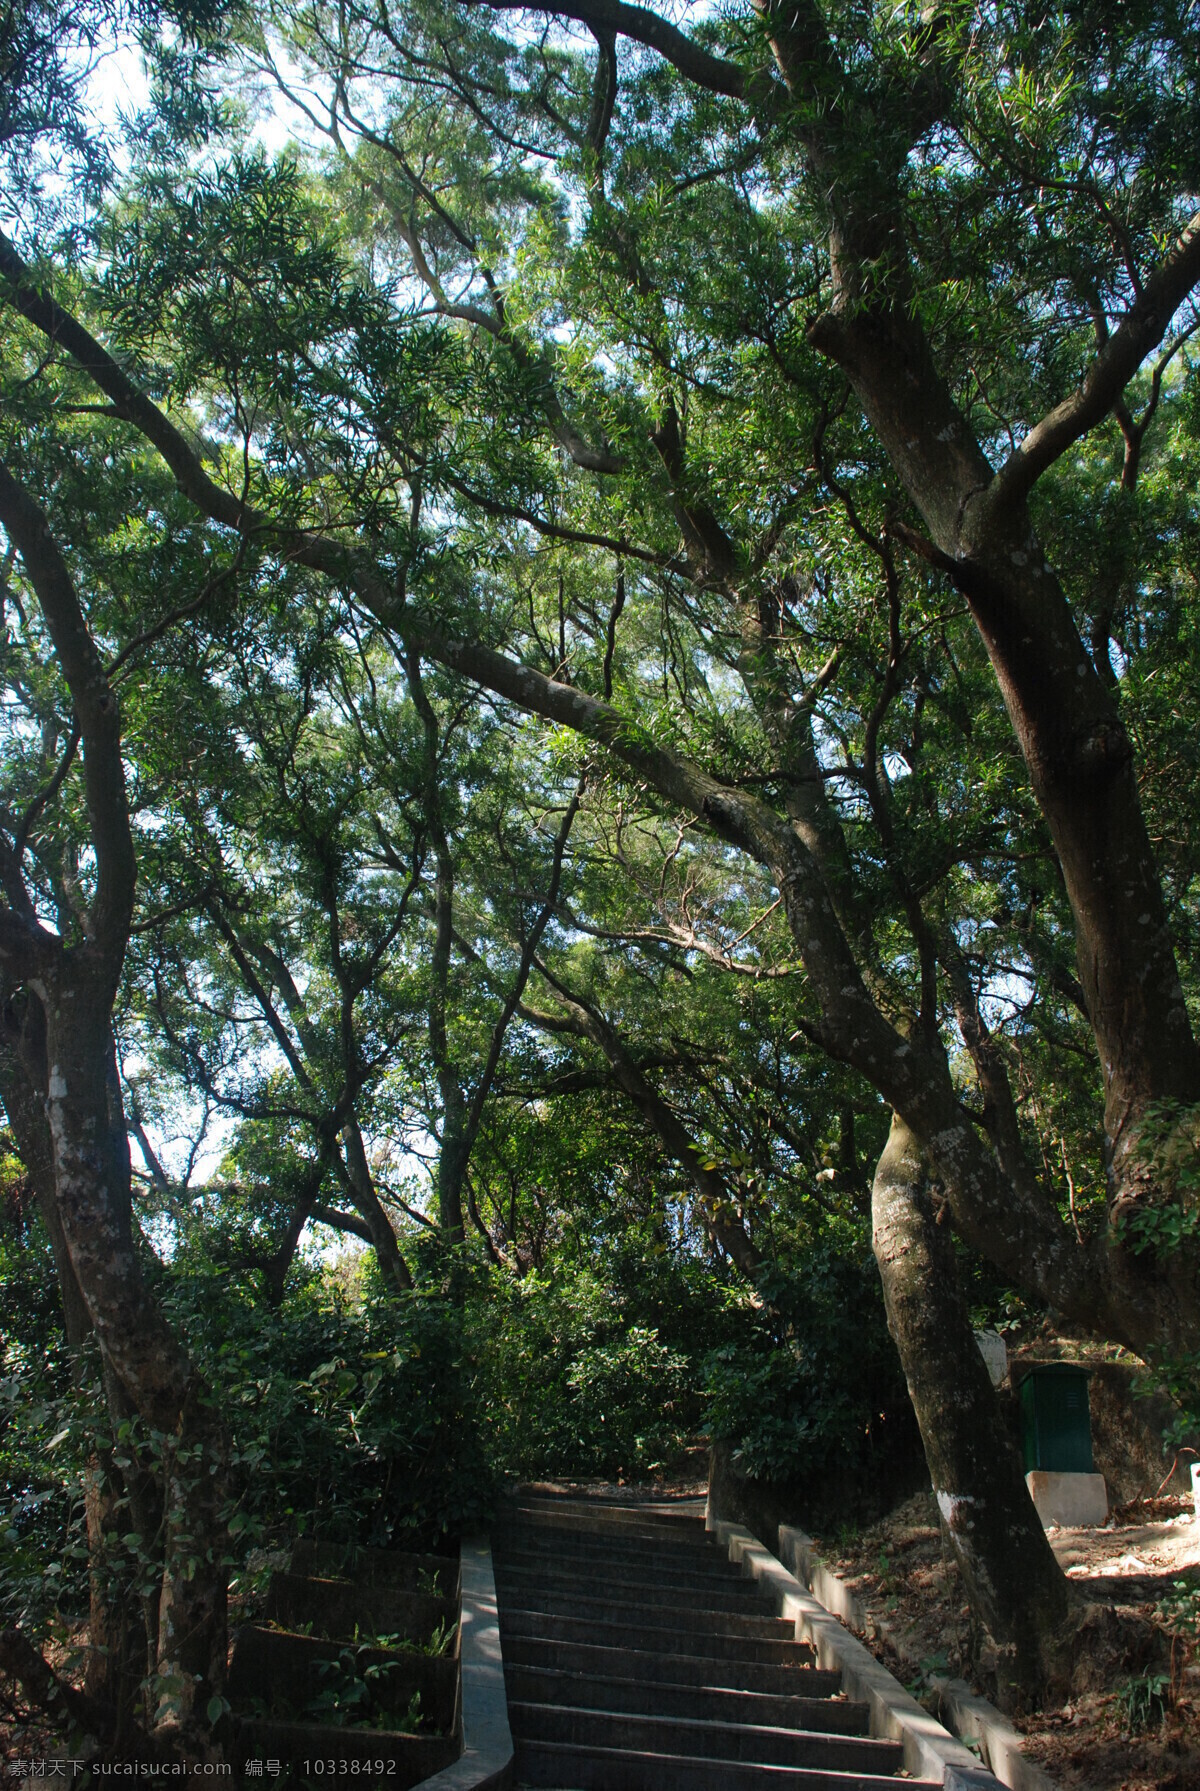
<box><xmin>457</xmin><ymin>0</ymin><xmax>758</xmax><ymax>101</ymax></box>
<box><xmin>990</xmin><ymin>212</ymin><xmax>1200</xmax><ymax>510</ymax></box>
<box><xmin>0</xmin><ymin>460</ymin><xmax>135</xmax><ymax>976</ymax></box>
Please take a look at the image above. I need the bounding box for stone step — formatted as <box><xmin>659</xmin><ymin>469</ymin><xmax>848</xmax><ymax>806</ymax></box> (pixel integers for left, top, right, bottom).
<box><xmin>490</xmin><ymin>1491</ymin><xmax>917</xmax><ymax>1790</ymax></box>
<box><xmin>503</xmin><ymin>1664</ymin><xmax>870</xmax><ymax>1735</ymax></box>
<box><xmin>499</xmin><ymin>1607</ymin><xmax>812</xmax><ymax>1663</ymax></box>
<box><xmin>515</xmin><ymin>1738</ymin><xmax>939</xmax><ymax>1791</ymax></box>
<box><xmin>496</xmin><ymin>1587</ymin><xmax>790</xmax><ymax>1637</ymax></box>
<box><xmin>494</xmin><ymin>1554</ymin><xmax>770</xmax><ymax>1611</ymax></box>
<box><xmin>511</xmin><ymin>1702</ymin><xmax>904</xmax><ymax>1775</ymax></box>
<box><xmin>494</xmin><ymin>1576</ymin><xmax>766</xmax><ymax>1619</ymax></box>
<box><xmin>500</xmin><ymin>1635</ymin><xmax>831</xmax><ymax>1696</ymax></box>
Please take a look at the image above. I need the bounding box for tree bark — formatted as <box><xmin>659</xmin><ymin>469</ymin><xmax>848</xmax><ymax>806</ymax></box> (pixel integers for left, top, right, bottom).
<box><xmin>872</xmin><ymin>1113</ymin><xmax>1072</xmax><ymax>1706</ymax></box>
<box><xmin>0</xmin><ymin>991</ymin><xmax>91</xmax><ymax>1350</ymax></box>
<box><xmin>755</xmin><ymin>6</ymin><xmax>1200</xmax><ymax>1187</ymax></box>
<box><xmin>0</xmin><ymin>992</ymin><xmax>150</xmax><ymax>1719</ymax></box>
<box><xmin>44</xmin><ymin>987</ymin><xmax>227</xmax><ymax>1730</ymax></box>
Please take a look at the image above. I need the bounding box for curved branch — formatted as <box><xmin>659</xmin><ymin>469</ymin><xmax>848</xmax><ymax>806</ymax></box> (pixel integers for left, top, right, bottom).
<box><xmin>523</xmin><ymin>966</ymin><xmax>764</xmax><ymax>1276</ymax></box>
<box><xmin>457</xmin><ymin>0</ymin><xmax>757</xmax><ymax>101</ymax></box>
<box><xmin>990</xmin><ymin>211</ymin><xmax>1200</xmax><ymax>511</ymax></box>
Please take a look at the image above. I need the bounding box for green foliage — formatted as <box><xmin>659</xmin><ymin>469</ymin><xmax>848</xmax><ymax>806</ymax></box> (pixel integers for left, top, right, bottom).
<box><xmin>1116</xmin><ymin>1669</ymin><xmax>1171</xmax><ymax>1734</ymax></box>
<box><xmin>304</xmin><ymin>1651</ymin><xmax>423</xmax><ymax>1732</ymax></box>
<box><xmin>12</xmin><ymin>0</ymin><xmax>1200</xmax><ymax>1732</ymax></box>
<box><xmin>247</xmin><ymin>1654</ymin><xmax>433</xmax><ymax>1733</ymax></box>
<box><xmin>0</xmin><ymin>1220</ymin><xmax>492</xmax><ymax>1648</ymax></box>
<box><xmin>163</xmin><ymin>1264</ymin><xmax>493</xmax><ymax>1550</ymax></box>
<box><xmin>1121</xmin><ymin>1103</ymin><xmax>1200</xmax><ymax>1257</ymax></box>
<box><xmin>1158</xmin><ymin>1575</ymin><xmax>1200</xmax><ymax>1646</ymax></box>
<box><xmin>905</xmin><ymin>1652</ymin><xmax>951</xmax><ymax>1716</ymax></box>
<box><xmin>474</xmin><ymin>1257</ymin><xmax>708</xmax><ymax>1481</ymax></box>
<box><xmin>0</xmin><ymin>1195</ymin><xmax>91</xmax><ymax>1639</ymax></box>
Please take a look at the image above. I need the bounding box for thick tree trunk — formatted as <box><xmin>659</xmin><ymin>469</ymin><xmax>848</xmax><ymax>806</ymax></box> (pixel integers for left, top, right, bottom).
<box><xmin>0</xmin><ymin>992</ymin><xmax>157</xmax><ymax>1723</ymax></box>
<box><xmin>43</xmin><ymin>984</ymin><xmax>227</xmax><ymax>1734</ymax></box>
<box><xmin>812</xmin><ymin>289</ymin><xmax>1200</xmax><ymax>1171</ymax></box>
<box><xmin>0</xmin><ymin>454</ymin><xmax>227</xmax><ymax>1746</ymax></box>
<box><xmin>756</xmin><ymin>3</ymin><xmax>1200</xmax><ymax>1219</ymax></box>
<box><xmin>0</xmin><ymin>993</ymin><xmax>92</xmax><ymax>1349</ymax></box>
<box><xmin>872</xmin><ymin>1113</ymin><xmax>1072</xmax><ymax>1707</ymax></box>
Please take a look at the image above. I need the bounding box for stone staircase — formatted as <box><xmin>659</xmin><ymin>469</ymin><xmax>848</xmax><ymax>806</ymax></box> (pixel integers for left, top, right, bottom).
<box><xmin>493</xmin><ymin>1490</ymin><xmax>942</xmax><ymax>1791</ymax></box>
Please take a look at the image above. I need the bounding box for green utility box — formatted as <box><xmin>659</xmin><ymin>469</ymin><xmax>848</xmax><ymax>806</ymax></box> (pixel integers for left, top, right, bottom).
<box><xmin>1019</xmin><ymin>1364</ymin><xmax>1095</xmax><ymax>1474</ymax></box>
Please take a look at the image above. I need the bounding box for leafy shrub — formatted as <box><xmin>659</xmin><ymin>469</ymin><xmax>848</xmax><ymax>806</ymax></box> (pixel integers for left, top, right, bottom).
<box><xmin>0</xmin><ymin>1219</ymin><xmax>494</xmax><ymax>1645</ymax></box>
<box><xmin>473</xmin><ymin>1266</ymin><xmax>697</xmax><ymax>1478</ymax></box>
<box><xmin>1116</xmin><ymin>1669</ymin><xmax>1171</xmax><ymax>1733</ymax></box>
<box><xmin>159</xmin><ymin>1260</ymin><xmax>494</xmax><ymax>1553</ymax></box>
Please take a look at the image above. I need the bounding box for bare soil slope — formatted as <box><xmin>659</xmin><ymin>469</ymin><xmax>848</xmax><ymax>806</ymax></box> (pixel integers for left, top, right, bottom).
<box><xmin>812</xmin><ymin>1492</ymin><xmax>1200</xmax><ymax>1791</ymax></box>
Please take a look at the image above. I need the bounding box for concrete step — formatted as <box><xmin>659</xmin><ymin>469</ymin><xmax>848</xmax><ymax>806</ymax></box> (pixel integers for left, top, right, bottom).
<box><xmin>499</xmin><ymin>1607</ymin><xmax>812</xmax><ymax>1663</ymax></box>
<box><xmin>515</xmin><ymin>1738</ymin><xmax>939</xmax><ymax>1790</ymax></box>
<box><xmin>500</xmin><ymin>1635</ymin><xmax>831</xmax><ymax>1696</ymax></box>
<box><xmin>494</xmin><ymin>1541</ymin><xmax>737</xmax><ymax>1586</ymax></box>
<box><xmin>511</xmin><ymin>1702</ymin><xmax>904</xmax><ymax>1775</ymax></box>
<box><xmin>512</xmin><ymin>1496</ymin><xmax>707</xmax><ymax>1530</ymax></box>
<box><xmin>495</xmin><ymin>1562</ymin><xmax>771</xmax><ymax>1612</ymax></box>
<box><xmin>493</xmin><ymin>1527</ymin><xmax>724</xmax><ymax>1569</ymax></box>
<box><xmin>492</xmin><ymin>1491</ymin><xmax>915</xmax><ymax>1788</ymax></box>
<box><xmin>503</xmin><ymin>1665</ymin><xmax>870</xmax><ymax>1735</ymax></box>
<box><xmin>499</xmin><ymin>1506</ymin><xmax>709</xmax><ymax>1547</ymax></box>
<box><xmin>496</xmin><ymin>1587</ymin><xmax>791</xmax><ymax>1637</ymax></box>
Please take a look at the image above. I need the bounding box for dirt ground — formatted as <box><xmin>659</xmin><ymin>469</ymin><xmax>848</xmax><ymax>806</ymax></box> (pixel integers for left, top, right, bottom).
<box><xmin>811</xmin><ymin>1491</ymin><xmax>1200</xmax><ymax>1791</ymax></box>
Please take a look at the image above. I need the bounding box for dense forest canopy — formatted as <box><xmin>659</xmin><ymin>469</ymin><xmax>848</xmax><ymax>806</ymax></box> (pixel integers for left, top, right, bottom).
<box><xmin>3</xmin><ymin>0</ymin><xmax>1200</xmax><ymax>1752</ymax></box>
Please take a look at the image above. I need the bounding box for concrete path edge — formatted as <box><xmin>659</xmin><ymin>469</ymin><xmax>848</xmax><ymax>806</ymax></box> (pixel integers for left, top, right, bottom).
<box><xmin>411</xmin><ymin>1537</ymin><xmax>514</xmax><ymax>1791</ymax></box>
<box><xmin>707</xmin><ymin>1513</ymin><xmax>1008</xmax><ymax>1791</ymax></box>
<box><xmin>927</xmin><ymin>1674</ymin><xmax>1060</xmax><ymax>1791</ymax></box>
<box><xmin>775</xmin><ymin>1525</ymin><xmax>1057</xmax><ymax>1791</ymax></box>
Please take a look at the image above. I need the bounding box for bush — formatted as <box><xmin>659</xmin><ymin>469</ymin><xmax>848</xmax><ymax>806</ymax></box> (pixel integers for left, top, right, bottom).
<box><xmin>473</xmin><ymin>1266</ymin><xmax>698</xmax><ymax>1479</ymax></box>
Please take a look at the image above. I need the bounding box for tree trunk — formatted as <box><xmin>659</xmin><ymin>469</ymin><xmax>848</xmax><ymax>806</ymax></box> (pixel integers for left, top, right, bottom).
<box><xmin>0</xmin><ymin>453</ymin><xmax>228</xmax><ymax>1746</ymax></box>
<box><xmin>337</xmin><ymin>1121</ymin><xmax>413</xmax><ymax>1292</ymax></box>
<box><xmin>872</xmin><ymin>1113</ymin><xmax>1072</xmax><ymax>1707</ymax></box>
<box><xmin>43</xmin><ymin>983</ymin><xmax>227</xmax><ymax>1734</ymax></box>
<box><xmin>0</xmin><ymin>991</ymin><xmax>158</xmax><ymax>1724</ymax></box>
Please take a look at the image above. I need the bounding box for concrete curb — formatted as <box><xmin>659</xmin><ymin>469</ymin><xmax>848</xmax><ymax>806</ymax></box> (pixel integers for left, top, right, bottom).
<box><xmin>412</xmin><ymin>1538</ymin><xmax>514</xmax><ymax>1791</ymax></box>
<box><xmin>777</xmin><ymin>1525</ymin><xmax>1057</xmax><ymax>1791</ymax></box>
<box><xmin>707</xmin><ymin>1515</ymin><xmax>1005</xmax><ymax>1791</ymax></box>
<box><xmin>929</xmin><ymin>1676</ymin><xmax>1058</xmax><ymax>1791</ymax></box>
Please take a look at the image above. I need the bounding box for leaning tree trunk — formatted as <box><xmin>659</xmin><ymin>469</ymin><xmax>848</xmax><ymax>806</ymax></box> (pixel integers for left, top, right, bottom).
<box><xmin>872</xmin><ymin>1113</ymin><xmax>1072</xmax><ymax>1707</ymax></box>
<box><xmin>338</xmin><ymin>1120</ymin><xmax>413</xmax><ymax>1292</ymax></box>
